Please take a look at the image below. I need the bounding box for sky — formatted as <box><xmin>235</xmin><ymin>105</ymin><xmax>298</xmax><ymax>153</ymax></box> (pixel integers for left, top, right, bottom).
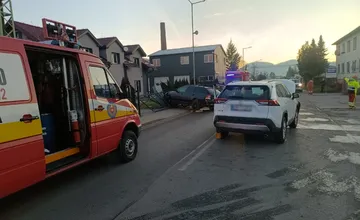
<box><xmin>13</xmin><ymin>0</ymin><xmax>360</xmax><ymax>64</ymax></box>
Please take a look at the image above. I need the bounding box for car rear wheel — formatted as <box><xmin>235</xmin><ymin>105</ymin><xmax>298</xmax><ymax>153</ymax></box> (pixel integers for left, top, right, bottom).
<box><xmin>274</xmin><ymin>116</ymin><xmax>287</xmax><ymax>144</ymax></box>
<box><xmin>289</xmin><ymin>109</ymin><xmax>299</xmax><ymax>129</ymax></box>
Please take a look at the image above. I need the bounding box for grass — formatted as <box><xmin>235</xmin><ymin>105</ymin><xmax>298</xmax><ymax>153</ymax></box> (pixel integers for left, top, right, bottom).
<box><xmin>140</xmin><ymin>100</ymin><xmax>161</xmax><ymax>109</ymax></box>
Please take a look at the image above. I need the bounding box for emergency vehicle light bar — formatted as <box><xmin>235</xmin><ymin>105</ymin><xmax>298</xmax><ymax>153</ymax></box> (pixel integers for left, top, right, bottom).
<box><xmin>42</xmin><ymin>18</ymin><xmax>78</xmax><ymax>44</ymax></box>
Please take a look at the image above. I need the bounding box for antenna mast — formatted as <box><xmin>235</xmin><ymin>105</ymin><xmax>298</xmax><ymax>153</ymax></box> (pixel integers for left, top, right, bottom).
<box><xmin>0</xmin><ymin>0</ymin><xmax>15</xmax><ymax>37</ymax></box>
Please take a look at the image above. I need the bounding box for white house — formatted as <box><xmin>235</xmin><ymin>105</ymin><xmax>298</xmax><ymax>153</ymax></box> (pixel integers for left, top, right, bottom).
<box><xmin>333</xmin><ymin>26</ymin><xmax>360</xmax><ymax>82</ymax></box>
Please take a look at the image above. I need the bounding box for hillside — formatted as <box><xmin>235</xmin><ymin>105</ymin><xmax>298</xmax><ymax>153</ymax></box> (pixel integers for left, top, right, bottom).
<box><xmin>247</xmin><ymin>59</ymin><xmax>336</xmax><ymax>76</ymax></box>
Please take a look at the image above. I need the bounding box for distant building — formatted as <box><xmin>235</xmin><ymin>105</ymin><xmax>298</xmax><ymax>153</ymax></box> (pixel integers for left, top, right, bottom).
<box><xmin>12</xmin><ymin>21</ymin><xmax>151</xmax><ymax>95</ymax></box>
<box><xmin>148</xmin><ymin>44</ymin><xmax>226</xmax><ymax>91</ymax></box>
<box><xmin>332</xmin><ymin>26</ymin><xmax>360</xmax><ymax>81</ymax></box>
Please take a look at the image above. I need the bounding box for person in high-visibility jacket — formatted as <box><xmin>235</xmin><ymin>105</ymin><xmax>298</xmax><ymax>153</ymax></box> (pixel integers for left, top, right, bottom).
<box><xmin>307</xmin><ymin>79</ymin><xmax>314</xmax><ymax>95</ymax></box>
<box><xmin>344</xmin><ymin>76</ymin><xmax>360</xmax><ymax>109</ymax></box>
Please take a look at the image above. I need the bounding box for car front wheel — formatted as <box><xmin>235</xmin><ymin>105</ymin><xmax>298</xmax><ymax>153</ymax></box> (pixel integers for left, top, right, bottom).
<box><xmin>119</xmin><ymin>130</ymin><xmax>138</xmax><ymax>163</ymax></box>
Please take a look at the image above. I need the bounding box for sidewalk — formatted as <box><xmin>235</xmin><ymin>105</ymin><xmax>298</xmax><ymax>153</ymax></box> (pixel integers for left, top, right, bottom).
<box><xmin>140</xmin><ymin>108</ymin><xmax>191</xmax><ymax>126</ymax></box>
<box><xmin>300</xmin><ymin>93</ymin><xmax>349</xmax><ymax>109</ymax></box>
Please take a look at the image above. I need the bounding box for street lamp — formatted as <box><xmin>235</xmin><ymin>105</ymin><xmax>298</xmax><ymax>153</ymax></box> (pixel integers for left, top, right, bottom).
<box><xmin>242</xmin><ymin>46</ymin><xmax>252</xmax><ymax>71</ymax></box>
<box><xmin>188</xmin><ymin>0</ymin><xmax>206</xmax><ymax>85</ymax></box>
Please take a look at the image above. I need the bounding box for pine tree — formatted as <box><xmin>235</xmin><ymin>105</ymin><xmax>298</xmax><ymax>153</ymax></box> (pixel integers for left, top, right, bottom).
<box><xmin>225</xmin><ymin>39</ymin><xmax>241</xmax><ymax>70</ymax></box>
<box><xmin>317</xmin><ymin>35</ymin><xmax>329</xmax><ymax>73</ymax></box>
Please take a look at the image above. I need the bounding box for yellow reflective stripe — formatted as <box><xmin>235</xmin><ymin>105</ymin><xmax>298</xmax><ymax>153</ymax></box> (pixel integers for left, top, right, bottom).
<box><xmin>0</xmin><ymin>120</ymin><xmax>43</xmax><ymax>143</ymax></box>
<box><xmin>45</xmin><ymin>147</ymin><xmax>80</xmax><ymax>164</ymax></box>
<box><xmin>90</xmin><ymin>110</ymin><xmax>135</xmax><ymax>123</ymax></box>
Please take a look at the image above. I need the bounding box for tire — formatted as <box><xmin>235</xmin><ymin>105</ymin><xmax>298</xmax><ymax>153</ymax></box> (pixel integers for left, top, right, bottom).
<box><xmin>274</xmin><ymin>116</ymin><xmax>287</xmax><ymax>144</ymax></box>
<box><xmin>119</xmin><ymin>130</ymin><xmax>138</xmax><ymax>163</ymax></box>
<box><xmin>220</xmin><ymin>131</ymin><xmax>229</xmax><ymax>139</ymax></box>
<box><xmin>191</xmin><ymin>99</ymin><xmax>200</xmax><ymax>112</ymax></box>
<box><xmin>289</xmin><ymin>108</ymin><xmax>299</xmax><ymax>129</ymax></box>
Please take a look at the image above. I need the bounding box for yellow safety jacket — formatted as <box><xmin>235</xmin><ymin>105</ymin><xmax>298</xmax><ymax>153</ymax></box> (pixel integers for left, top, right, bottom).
<box><xmin>344</xmin><ymin>78</ymin><xmax>360</xmax><ymax>94</ymax></box>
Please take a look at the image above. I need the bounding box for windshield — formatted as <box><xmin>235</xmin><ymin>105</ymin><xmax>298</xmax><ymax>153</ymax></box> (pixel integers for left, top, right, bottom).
<box><xmin>207</xmin><ymin>88</ymin><xmax>221</xmax><ymax>97</ymax></box>
<box><xmin>218</xmin><ymin>85</ymin><xmax>270</xmax><ymax>100</ymax></box>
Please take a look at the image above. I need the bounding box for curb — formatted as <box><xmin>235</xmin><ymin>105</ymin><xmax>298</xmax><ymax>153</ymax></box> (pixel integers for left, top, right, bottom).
<box><xmin>141</xmin><ymin>111</ymin><xmax>193</xmax><ymax>130</ymax></box>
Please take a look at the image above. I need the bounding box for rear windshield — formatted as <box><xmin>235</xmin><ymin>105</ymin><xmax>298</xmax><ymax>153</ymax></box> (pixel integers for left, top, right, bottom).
<box><xmin>207</xmin><ymin>88</ymin><xmax>221</xmax><ymax>96</ymax></box>
<box><xmin>218</xmin><ymin>85</ymin><xmax>270</xmax><ymax>100</ymax></box>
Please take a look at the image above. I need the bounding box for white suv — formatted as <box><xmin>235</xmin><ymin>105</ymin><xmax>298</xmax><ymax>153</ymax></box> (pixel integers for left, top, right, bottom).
<box><xmin>213</xmin><ymin>80</ymin><xmax>300</xmax><ymax>144</ymax></box>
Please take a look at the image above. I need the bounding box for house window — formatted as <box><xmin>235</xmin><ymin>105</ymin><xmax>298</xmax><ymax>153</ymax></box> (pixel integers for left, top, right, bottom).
<box><xmin>347</xmin><ymin>40</ymin><xmax>351</xmax><ymax>52</ymax></box>
<box><xmin>152</xmin><ymin>58</ymin><xmax>161</xmax><ymax>67</ymax></box>
<box><xmin>354</xmin><ymin>37</ymin><xmax>357</xmax><ymax>51</ymax></box>
<box><xmin>89</xmin><ymin>66</ymin><xmax>120</xmax><ymax>99</ymax></box>
<box><xmin>337</xmin><ymin>64</ymin><xmax>340</xmax><ymax>74</ymax></box>
<box><xmin>82</xmin><ymin>47</ymin><xmax>93</xmax><ymax>54</ymax></box>
<box><xmin>134</xmin><ymin>80</ymin><xmax>141</xmax><ymax>92</ymax></box>
<box><xmin>204</xmin><ymin>54</ymin><xmax>214</xmax><ymax>63</ymax></box>
<box><xmin>347</xmin><ymin>62</ymin><xmax>350</xmax><ymax>73</ymax></box>
<box><xmin>341</xmin><ymin>63</ymin><xmax>345</xmax><ymax>73</ymax></box>
<box><xmin>134</xmin><ymin>58</ymin><xmax>140</xmax><ymax>67</ymax></box>
<box><xmin>214</xmin><ymin>54</ymin><xmax>218</xmax><ymax>63</ymax></box>
<box><xmin>180</xmin><ymin>56</ymin><xmax>189</xmax><ymax>65</ymax></box>
<box><xmin>352</xmin><ymin>60</ymin><xmax>357</xmax><ymax>73</ymax></box>
<box><xmin>15</xmin><ymin>31</ymin><xmax>22</xmax><ymax>39</ymax></box>
<box><xmin>342</xmin><ymin>43</ymin><xmax>345</xmax><ymax>53</ymax></box>
<box><xmin>111</xmin><ymin>53</ymin><xmax>120</xmax><ymax>64</ymax></box>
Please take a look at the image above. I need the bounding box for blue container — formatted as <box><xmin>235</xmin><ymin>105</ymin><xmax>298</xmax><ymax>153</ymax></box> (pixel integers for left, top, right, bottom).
<box><xmin>41</xmin><ymin>113</ymin><xmax>56</xmax><ymax>154</ymax></box>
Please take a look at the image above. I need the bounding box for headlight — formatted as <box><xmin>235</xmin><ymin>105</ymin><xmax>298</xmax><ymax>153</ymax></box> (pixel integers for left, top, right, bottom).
<box><xmin>298</xmin><ymin>83</ymin><xmax>302</xmax><ymax>87</ymax></box>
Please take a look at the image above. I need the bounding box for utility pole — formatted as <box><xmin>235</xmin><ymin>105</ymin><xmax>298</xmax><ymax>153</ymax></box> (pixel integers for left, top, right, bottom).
<box><xmin>188</xmin><ymin>0</ymin><xmax>205</xmax><ymax>85</ymax></box>
<box><xmin>0</xmin><ymin>0</ymin><xmax>15</xmax><ymax>37</ymax></box>
<box><xmin>242</xmin><ymin>46</ymin><xmax>252</xmax><ymax>70</ymax></box>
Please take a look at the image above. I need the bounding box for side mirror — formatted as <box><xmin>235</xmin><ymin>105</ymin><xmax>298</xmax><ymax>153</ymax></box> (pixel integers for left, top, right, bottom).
<box><xmin>292</xmin><ymin>93</ymin><xmax>300</xmax><ymax>99</ymax></box>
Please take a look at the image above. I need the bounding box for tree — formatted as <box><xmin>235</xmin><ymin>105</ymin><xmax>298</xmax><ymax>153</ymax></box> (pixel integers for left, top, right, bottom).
<box><xmin>225</xmin><ymin>39</ymin><xmax>241</xmax><ymax>70</ymax></box>
<box><xmin>256</xmin><ymin>73</ymin><xmax>267</xmax><ymax>81</ymax></box>
<box><xmin>286</xmin><ymin>66</ymin><xmax>296</xmax><ymax>78</ymax></box>
<box><xmin>269</xmin><ymin>72</ymin><xmax>276</xmax><ymax>79</ymax></box>
<box><xmin>297</xmin><ymin>36</ymin><xmax>329</xmax><ymax>83</ymax></box>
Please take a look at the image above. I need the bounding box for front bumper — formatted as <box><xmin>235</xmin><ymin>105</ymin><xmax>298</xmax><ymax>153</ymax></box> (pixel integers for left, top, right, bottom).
<box><xmin>214</xmin><ymin>116</ymin><xmax>280</xmax><ymax>134</ymax></box>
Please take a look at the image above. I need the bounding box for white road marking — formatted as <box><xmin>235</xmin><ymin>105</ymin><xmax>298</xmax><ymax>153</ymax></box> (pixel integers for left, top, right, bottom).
<box><xmin>290</xmin><ymin>169</ymin><xmax>360</xmax><ymax>200</ymax></box>
<box><xmin>297</xmin><ymin>123</ymin><xmax>360</xmax><ymax>131</ymax></box>
<box><xmin>301</xmin><ymin>117</ymin><xmax>329</xmax><ymax>122</ymax></box>
<box><xmin>329</xmin><ymin>134</ymin><xmax>360</xmax><ymax>144</ymax></box>
<box><xmin>178</xmin><ymin>138</ymin><xmax>216</xmax><ymax>171</ymax></box>
<box><xmin>299</xmin><ymin>112</ymin><xmax>314</xmax><ymax>116</ymax></box>
<box><xmin>325</xmin><ymin>149</ymin><xmax>360</xmax><ymax>165</ymax></box>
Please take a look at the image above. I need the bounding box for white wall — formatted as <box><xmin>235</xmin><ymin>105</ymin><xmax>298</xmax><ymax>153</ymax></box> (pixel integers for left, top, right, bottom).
<box><xmin>126</xmin><ymin>50</ymin><xmax>144</xmax><ymax>95</ymax></box>
<box><xmin>335</xmin><ymin>31</ymin><xmax>360</xmax><ymax>80</ymax></box>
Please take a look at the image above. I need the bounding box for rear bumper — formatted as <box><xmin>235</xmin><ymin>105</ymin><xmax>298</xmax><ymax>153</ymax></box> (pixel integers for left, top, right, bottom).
<box><xmin>214</xmin><ymin>116</ymin><xmax>280</xmax><ymax>134</ymax></box>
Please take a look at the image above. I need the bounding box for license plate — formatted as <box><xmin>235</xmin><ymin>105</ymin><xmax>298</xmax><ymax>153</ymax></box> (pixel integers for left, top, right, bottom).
<box><xmin>231</xmin><ymin>104</ymin><xmax>252</xmax><ymax>111</ymax></box>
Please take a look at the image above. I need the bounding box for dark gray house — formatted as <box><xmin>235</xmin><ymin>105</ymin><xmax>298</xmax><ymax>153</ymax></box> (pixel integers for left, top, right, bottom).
<box><xmin>148</xmin><ymin>44</ymin><xmax>226</xmax><ymax>91</ymax></box>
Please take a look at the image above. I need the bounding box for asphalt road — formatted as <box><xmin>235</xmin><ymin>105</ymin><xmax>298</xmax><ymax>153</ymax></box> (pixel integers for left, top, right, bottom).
<box><xmin>2</xmin><ymin>95</ymin><xmax>360</xmax><ymax>220</ymax></box>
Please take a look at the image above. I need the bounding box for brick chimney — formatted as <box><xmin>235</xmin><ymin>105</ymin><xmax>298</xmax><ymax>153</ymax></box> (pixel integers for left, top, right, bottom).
<box><xmin>160</xmin><ymin>22</ymin><xmax>167</xmax><ymax>50</ymax></box>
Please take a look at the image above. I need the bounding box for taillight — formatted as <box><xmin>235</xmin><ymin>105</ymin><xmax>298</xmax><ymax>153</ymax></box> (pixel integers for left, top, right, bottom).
<box><xmin>214</xmin><ymin>98</ymin><xmax>227</xmax><ymax>104</ymax></box>
<box><xmin>256</xmin><ymin>100</ymin><xmax>280</xmax><ymax>106</ymax></box>
<box><xmin>205</xmin><ymin>95</ymin><xmax>211</xmax><ymax>100</ymax></box>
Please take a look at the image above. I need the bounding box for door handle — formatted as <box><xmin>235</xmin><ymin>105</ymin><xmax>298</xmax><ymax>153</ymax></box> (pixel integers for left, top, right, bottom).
<box><xmin>20</xmin><ymin>114</ymin><xmax>39</xmax><ymax>123</ymax></box>
<box><xmin>95</xmin><ymin>105</ymin><xmax>104</xmax><ymax>111</ymax></box>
